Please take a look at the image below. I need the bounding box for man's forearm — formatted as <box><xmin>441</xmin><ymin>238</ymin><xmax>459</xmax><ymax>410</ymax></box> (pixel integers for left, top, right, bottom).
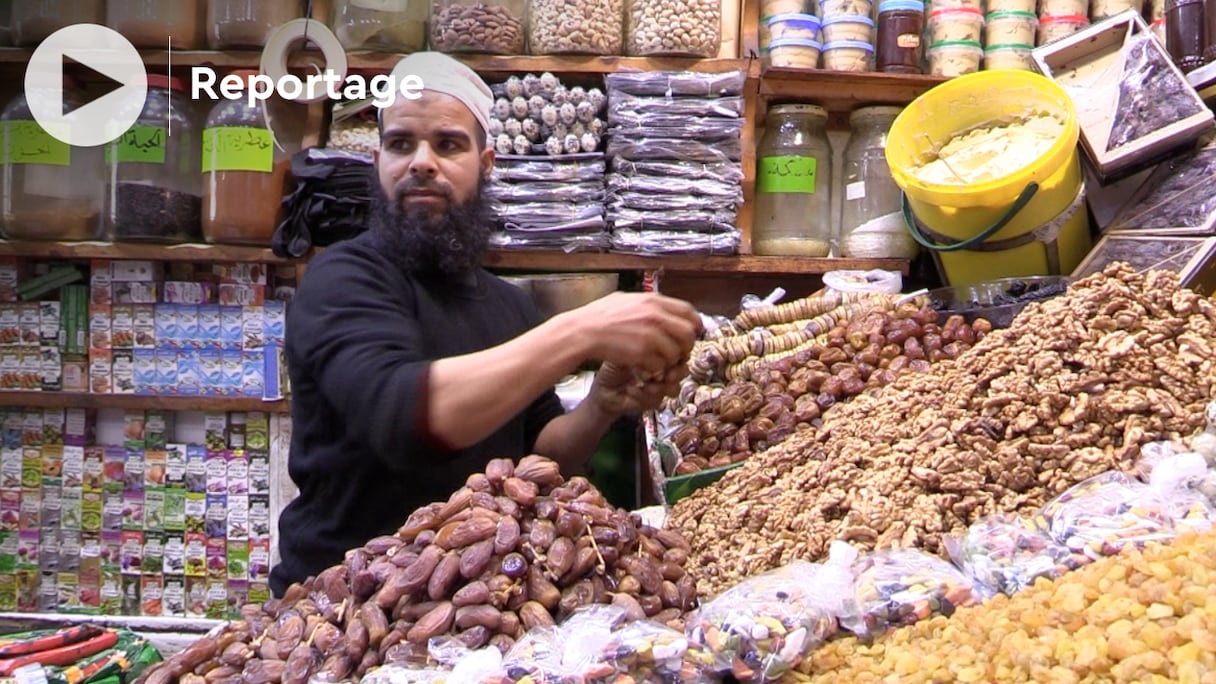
<box><xmin>531</xmin><ymin>398</ymin><xmax>618</xmax><ymax>474</ymax></box>
<box><xmin>425</xmin><ymin>313</ymin><xmax>589</xmax><ymax>451</ymax></box>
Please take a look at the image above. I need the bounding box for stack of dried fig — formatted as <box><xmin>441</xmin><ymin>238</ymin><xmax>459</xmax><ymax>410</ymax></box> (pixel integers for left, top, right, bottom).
<box><xmin>665</xmin><ymin>304</ymin><xmax>991</xmax><ymax>473</ymax></box>
<box><xmin>136</xmin><ymin>456</ymin><xmax>698</xmax><ymax>684</ymax></box>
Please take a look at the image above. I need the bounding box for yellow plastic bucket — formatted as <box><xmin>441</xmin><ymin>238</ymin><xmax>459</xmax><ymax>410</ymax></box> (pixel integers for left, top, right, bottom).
<box><xmin>886</xmin><ymin>70</ymin><xmax>1092</xmax><ymax>287</ymax></box>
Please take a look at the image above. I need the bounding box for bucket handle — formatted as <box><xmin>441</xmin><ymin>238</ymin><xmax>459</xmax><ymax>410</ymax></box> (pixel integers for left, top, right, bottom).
<box><xmin>902</xmin><ymin>182</ymin><xmax>1041</xmax><ymax>252</ymax></box>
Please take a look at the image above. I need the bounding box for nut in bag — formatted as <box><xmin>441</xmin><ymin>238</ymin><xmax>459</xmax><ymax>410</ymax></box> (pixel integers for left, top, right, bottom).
<box><xmin>944</xmin><ymin>513</ymin><xmax>1090</xmax><ymax>597</ymax></box>
<box><xmin>839</xmin><ymin>548</ymin><xmax>982</xmax><ymax>640</ymax></box>
<box><xmin>1035</xmin><ymin>471</ymin><xmax>1180</xmax><ymax>560</ymax></box>
<box><xmin>687</xmin><ymin>560</ymin><xmax>839</xmax><ymax>683</ymax></box>
<box><xmin>578</xmin><ymin>620</ymin><xmax>716</xmax><ymax>683</ymax></box>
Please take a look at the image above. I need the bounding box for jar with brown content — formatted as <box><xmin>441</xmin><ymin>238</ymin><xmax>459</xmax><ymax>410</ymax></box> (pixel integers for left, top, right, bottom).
<box><xmin>107</xmin><ymin>0</ymin><xmax>206</xmax><ymax>49</ymax></box>
<box><xmin>11</xmin><ymin>0</ymin><xmax>104</xmax><ymax>46</ymax></box>
<box><xmin>877</xmin><ymin>0</ymin><xmax>925</xmax><ymax>73</ymax></box>
<box><xmin>1166</xmin><ymin>0</ymin><xmax>1205</xmax><ymax>71</ymax></box>
<box><xmin>1203</xmin><ymin>0</ymin><xmax>1216</xmax><ymax>61</ymax></box>
<box><xmin>1</xmin><ymin>79</ymin><xmax>104</xmax><ymax>240</ymax></box>
<box><xmin>201</xmin><ymin>71</ymin><xmax>294</xmax><ymax>246</ymax></box>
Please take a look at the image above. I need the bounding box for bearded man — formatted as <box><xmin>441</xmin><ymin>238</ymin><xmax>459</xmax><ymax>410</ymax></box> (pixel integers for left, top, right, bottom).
<box><xmin>269</xmin><ymin>52</ymin><xmax>701</xmax><ymax>595</ymax></box>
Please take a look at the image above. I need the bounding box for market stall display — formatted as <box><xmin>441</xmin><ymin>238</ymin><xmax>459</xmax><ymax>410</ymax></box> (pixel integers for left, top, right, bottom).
<box><xmin>136</xmin><ymin>456</ymin><xmax>699</xmax><ymax>682</ymax></box>
<box><xmin>429</xmin><ymin>0</ymin><xmax>527</xmax><ymax>54</ymax></box>
<box><xmin>0</xmin><ymin>625</ymin><xmax>160</xmax><ymax>683</ymax></box>
<box><xmin>332</xmin><ymin>0</ymin><xmax>427</xmax><ymax>52</ymax></box>
<box><xmin>604</xmin><ymin>71</ymin><xmax>745</xmax><ymax>255</ymax></box>
<box><xmin>205</xmin><ymin>0</ymin><xmax>306</xmax><ymax>49</ymax></box>
<box><xmin>672</xmin><ymin>264</ymin><xmax>1216</xmax><ymax>596</ymax></box>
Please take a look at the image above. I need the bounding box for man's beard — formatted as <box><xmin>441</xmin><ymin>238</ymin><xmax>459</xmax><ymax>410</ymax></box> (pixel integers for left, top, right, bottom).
<box><xmin>368</xmin><ymin>173</ymin><xmax>493</xmax><ymax>278</ymax></box>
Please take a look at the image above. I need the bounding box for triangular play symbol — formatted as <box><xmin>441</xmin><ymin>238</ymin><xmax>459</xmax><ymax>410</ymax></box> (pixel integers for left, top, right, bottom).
<box><xmin>64</xmin><ymin>55</ymin><xmax>125</xmax><ymax>107</ymax></box>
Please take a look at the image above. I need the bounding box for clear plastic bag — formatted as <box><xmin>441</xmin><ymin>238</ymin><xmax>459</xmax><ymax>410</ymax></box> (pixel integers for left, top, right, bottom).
<box><xmin>604</xmin><ymin>71</ymin><xmax>747</xmax><ymax>97</ymax></box>
<box><xmin>840</xmin><ymin>548</ymin><xmax>982</xmax><ymax>640</ymax></box>
<box><xmin>944</xmin><ymin>513</ymin><xmax>1090</xmax><ymax>597</ymax></box>
<box><xmin>606</xmin><ymin>137</ymin><xmax>742</xmax><ymax>163</ymax></box>
<box><xmin>492</xmin><ymin>626</ymin><xmax>570</xmax><ymax>683</ymax></box>
<box><xmin>579</xmin><ymin>620</ymin><xmax>716</xmax><ymax>683</ymax></box>
<box><xmin>609</xmin><ymin>94</ymin><xmax>744</xmax><ymax>117</ymax></box>
<box><xmin>611</xmin><ymin>158</ymin><xmax>744</xmax><ymax>184</ymax></box>
<box><xmin>607</xmin><ymin>174</ymin><xmax>742</xmax><ymax>199</ymax></box>
<box><xmin>609</xmin><ymin>206</ymin><xmax>738</xmax><ymax>232</ymax></box>
<box><xmin>359</xmin><ymin>666</ymin><xmax>452</xmax><ymax>684</ymax></box>
<box><xmin>610</xmin><ymin>228</ymin><xmax>740</xmax><ymax>255</ymax></box>
<box><xmin>1110</xmin><ymin>139</ymin><xmax>1216</xmax><ymax>232</ymax></box>
<box><xmin>492</xmin><ymin>201</ymin><xmax>605</xmax><ymax>223</ymax></box>
<box><xmin>686</xmin><ymin>561</ymin><xmax>839</xmax><ymax>683</ymax></box>
<box><xmin>1036</xmin><ymin>471</ymin><xmax>1178</xmax><ymax>560</ymax></box>
<box><xmin>1105</xmin><ymin>33</ymin><xmax>1208</xmax><ymax>153</ymax></box>
<box><xmin>487</xmin><ymin>181</ymin><xmax>607</xmax><ymax>203</ymax></box>
<box><xmin>489</xmin><ymin>230</ymin><xmax>613</xmax><ymax>252</ymax></box>
<box><xmin>608</xmin><ymin>114</ymin><xmax>747</xmax><ymax>136</ymax></box>
<box><xmin>610</xmin><ymin>192</ymin><xmax>737</xmax><ymax>213</ymax></box>
<box><xmin>493</xmin><ymin>153</ymin><xmax>607</xmax><ymax>182</ymax></box>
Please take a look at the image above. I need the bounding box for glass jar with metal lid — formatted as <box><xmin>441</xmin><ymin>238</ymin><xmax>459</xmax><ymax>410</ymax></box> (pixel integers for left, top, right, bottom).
<box><xmin>840</xmin><ymin>105</ymin><xmax>918</xmax><ymax>259</ymax></box>
<box><xmin>105</xmin><ymin>74</ymin><xmax>204</xmax><ymax>244</ymax></box>
<box><xmin>753</xmin><ymin>104</ymin><xmax>833</xmax><ymax>257</ymax></box>
<box><xmin>1</xmin><ymin>78</ymin><xmax>104</xmax><ymax>240</ymax></box>
<box><xmin>333</xmin><ymin>0</ymin><xmax>427</xmax><ymax>52</ymax></box>
<box><xmin>11</xmin><ymin>0</ymin><xmax>104</xmax><ymax>46</ymax></box>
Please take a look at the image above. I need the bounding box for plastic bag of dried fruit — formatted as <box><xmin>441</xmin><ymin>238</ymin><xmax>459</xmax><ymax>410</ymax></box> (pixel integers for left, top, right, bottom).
<box><xmin>482</xmin><ymin>626</ymin><xmax>571</xmax><ymax>684</ymax></box>
<box><xmin>686</xmin><ymin>559</ymin><xmax>841</xmax><ymax>683</ymax></box>
<box><xmin>1036</xmin><ymin>471</ymin><xmax>1187</xmax><ymax>561</ymax></box>
<box><xmin>424</xmin><ymin>637</ymin><xmax>505</xmax><ymax>684</ymax></box>
<box><xmin>943</xmin><ymin>513</ymin><xmax>1090</xmax><ymax>597</ymax></box>
<box><xmin>839</xmin><ymin>548</ymin><xmax>984</xmax><ymax>641</ymax></box>
<box><xmin>574</xmin><ymin>619</ymin><xmax>716</xmax><ymax>683</ymax></box>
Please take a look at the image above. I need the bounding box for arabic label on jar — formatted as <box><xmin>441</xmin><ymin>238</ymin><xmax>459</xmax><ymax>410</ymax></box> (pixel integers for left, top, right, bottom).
<box><xmin>202</xmin><ymin>126</ymin><xmax>274</xmax><ymax>173</ymax></box>
<box><xmin>757</xmin><ymin>155</ymin><xmax>818</xmax><ymax>194</ymax></box>
<box><xmin>106</xmin><ymin>125</ymin><xmax>167</xmax><ymax>164</ymax></box>
<box><xmin>2</xmin><ymin>121</ymin><xmax>71</xmax><ymax>166</ymax></box>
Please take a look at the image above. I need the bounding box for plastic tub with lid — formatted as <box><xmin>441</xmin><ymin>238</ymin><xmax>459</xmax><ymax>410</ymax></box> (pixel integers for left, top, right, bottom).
<box><xmin>985</xmin><ymin>10</ymin><xmax>1037</xmax><ymax>45</ymax></box>
<box><xmin>928</xmin><ymin>7</ymin><xmax>984</xmax><ymax>43</ymax></box>
<box><xmin>764</xmin><ymin>37</ymin><xmax>824</xmax><ymax>67</ymax></box>
<box><xmin>928</xmin><ymin>40</ymin><xmax>983</xmax><ymax>75</ymax></box>
<box><xmin>1037</xmin><ymin>14</ymin><xmax>1089</xmax><ymax>45</ymax></box>
<box><xmin>765</xmin><ymin>13</ymin><xmax>822</xmax><ymax>41</ymax></box>
<box><xmin>984</xmin><ymin>43</ymin><xmax>1035</xmax><ymax>69</ymax></box>
<box><xmin>822</xmin><ymin>39</ymin><xmax>876</xmax><ymax>70</ymax></box>
<box><xmin>822</xmin><ymin>14</ymin><xmax>875</xmax><ymax>43</ymax></box>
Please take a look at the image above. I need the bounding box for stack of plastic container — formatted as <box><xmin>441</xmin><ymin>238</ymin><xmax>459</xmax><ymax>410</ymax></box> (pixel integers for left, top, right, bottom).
<box><xmin>762</xmin><ymin>11</ymin><xmax>825</xmax><ymax>69</ymax></box>
<box><xmin>984</xmin><ymin>0</ymin><xmax>1038</xmax><ymax>70</ymax></box>
<box><xmin>603</xmin><ymin>71</ymin><xmax>746</xmax><ymax>255</ymax></box>
<box><xmin>821</xmin><ymin>0</ymin><xmax>878</xmax><ymax>70</ymax></box>
<box><xmin>1038</xmin><ymin>0</ymin><xmax>1091</xmax><ymax>46</ymax></box>
<box><xmin>926</xmin><ymin>0</ymin><xmax>984</xmax><ymax>75</ymax></box>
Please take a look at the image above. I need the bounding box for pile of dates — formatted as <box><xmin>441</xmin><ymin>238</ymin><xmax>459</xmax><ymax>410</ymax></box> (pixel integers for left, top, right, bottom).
<box><xmin>666</xmin><ymin>305</ymin><xmax>993</xmax><ymax>473</ymax></box>
<box><xmin>136</xmin><ymin>456</ymin><xmax>698</xmax><ymax>684</ymax></box>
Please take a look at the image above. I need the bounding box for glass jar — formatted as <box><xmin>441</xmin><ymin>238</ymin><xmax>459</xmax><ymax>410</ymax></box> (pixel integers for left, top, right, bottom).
<box><xmin>625</xmin><ymin>0</ymin><xmax>722</xmax><ymax>57</ymax></box>
<box><xmin>1166</xmin><ymin>0</ymin><xmax>1206</xmax><ymax>71</ymax></box>
<box><xmin>840</xmin><ymin>106</ymin><xmax>918</xmax><ymax>260</ymax></box>
<box><xmin>105</xmin><ymin>75</ymin><xmax>204</xmax><ymax>244</ymax></box>
<box><xmin>1</xmin><ymin>81</ymin><xmax>104</xmax><ymax>240</ymax></box>
<box><xmin>429</xmin><ymin>0</ymin><xmax>526</xmax><ymax>54</ymax></box>
<box><xmin>0</xmin><ymin>1</ymin><xmax>12</xmax><ymax>46</ymax></box>
<box><xmin>529</xmin><ymin>0</ymin><xmax>623</xmax><ymax>54</ymax></box>
<box><xmin>334</xmin><ymin>0</ymin><xmax>427</xmax><ymax>52</ymax></box>
<box><xmin>753</xmin><ymin>104</ymin><xmax>833</xmax><ymax>257</ymax></box>
<box><xmin>877</xmin><ymin>0</ymin><xmax>925</xmax><ymax>73</ymax></box>
<box><xmin>11</xmin><ymin>0</ymin><xmax>104</xmax><ymax>46</ymax></box>
<box><xmin>202</xmin><ymin>71</ymin><xmax>296</xmax><ymax>246</ymax></box>
<box><xmin>207</xmin><ymin>0</ymin><xmax>306</xmax><ymax>49</ymax></box>
<box><xmin>107</xmin><ymin>0</ymin><xmax>206</xmax><ymax>49</ymax></box>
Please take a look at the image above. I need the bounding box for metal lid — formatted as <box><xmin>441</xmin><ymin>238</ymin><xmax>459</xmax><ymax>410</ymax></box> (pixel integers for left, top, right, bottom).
<box><xmin>769</xmin><ymin>103</ymin><xmax>829</xmax><ymax>119</ymax></box>
<box><xmin>849</xmin><ymin>105</ymin><xmax>904</xmax><ymax>126</ymax></box>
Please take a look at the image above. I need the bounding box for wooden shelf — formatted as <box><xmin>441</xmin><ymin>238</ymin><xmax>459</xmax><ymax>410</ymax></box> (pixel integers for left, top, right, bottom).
<box><xmin>0</xmin><ymin>241</ymin><xmax>296</xmax><ymax>264</ymax></box>
<box><xmin>0</xmin><ymin>47</ymin><xmax>756</xmax><ymax>76</ymax></box>
<box><xmin>760</xmin><ymin>67</ymin><xmax>949</xmax><ymax>110</ymax></box>
<box><xmin>484</xmin><ymin>250</ymin><xmax>910</xmax><ymax>275</ymax></box>
<box><xmin>0</xmin><ymin>392</ymin><xmax>290</xmax><ymax>413</ymax></box>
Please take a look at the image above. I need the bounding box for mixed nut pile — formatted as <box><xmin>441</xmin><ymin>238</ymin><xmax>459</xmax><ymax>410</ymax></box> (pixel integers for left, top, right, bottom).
<box><xmin>135</xmin><ymin>456</ymin><xmax>697</xmax><ymax>683</ymax></box>
<box><xmin>664</xmin><ymin>291</ymin><xmax>990</xmax><ymax>473</ymax></box>
<box><xmin>672</xmin><ymin>265</ymin><xmax>1216</xmax><ymax>596</ymax></box>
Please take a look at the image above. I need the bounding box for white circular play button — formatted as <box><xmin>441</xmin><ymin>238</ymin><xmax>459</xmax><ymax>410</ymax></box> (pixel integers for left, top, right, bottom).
<box><xmin>24</xmin><ymin>24</ymin><xmax>148</xmax><ymax>148</ymax></box>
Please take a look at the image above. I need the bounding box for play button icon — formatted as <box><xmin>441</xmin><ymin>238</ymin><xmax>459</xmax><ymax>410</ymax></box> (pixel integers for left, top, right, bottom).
<box><xmin>24</xmin><ymin>24</ymin><xmax>147</xmax><ymax>148</ymax></box>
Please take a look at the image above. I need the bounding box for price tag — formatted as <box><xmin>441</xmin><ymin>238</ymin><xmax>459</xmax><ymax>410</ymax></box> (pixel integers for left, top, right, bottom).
<box><xmin>3</xmin><ymin>121</ymin><xmax>70</xmax><ymax>166</ymax></box>
<box><xmin>14</xmin><ymin>663</ymin><xmax>48</xmax><ymax>684</ymax></box>
<box><xmin>107</xmin><ymin>125</ymin><xmax>167</xmax><ymax>164</ymax></box>
<box><xmin>846</xmin><ymin>181</ymin><xmax>867</xmax><ymax>201</ymax></box>
<box><xmin>202</xmin><ymin>127</ymin><xmax>273</xmax><ymax>173</ymax></box>
<box><xmin>757</xmin><ymin>155</ymin><xmax>817</xmax><ymax>194</ymax></box>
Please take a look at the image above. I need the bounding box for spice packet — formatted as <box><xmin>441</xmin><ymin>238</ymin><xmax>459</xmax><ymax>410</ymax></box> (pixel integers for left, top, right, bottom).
<box><xmin>840</xmin><ymin>548</ymin><xmax>982</xmax><ymax>640</ymax></box>
<box><xmin>688</xmin><ymin>559</ymin><xmax>841</xmax><ymax>683</ymax></box>
<box><xmin>944</xmin><ymin>513</ymin><xmax>1090</xmax><ymax>596</ymax></box>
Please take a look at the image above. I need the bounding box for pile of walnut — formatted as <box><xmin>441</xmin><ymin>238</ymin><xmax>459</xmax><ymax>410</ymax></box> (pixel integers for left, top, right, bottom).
<box><xmin>136</xmin><ymin>456</ymin><xmax>697</xmax><ymax>684</ymax></box>
<box><xmin>672</xmin><ymin>264</ymin><xmax>1216</xmax><ymax>597</ymax></box>
<box><xmin>666</xmin><ymin>296</ymin><xmax>991</xmax><ymax>473</ymax></box>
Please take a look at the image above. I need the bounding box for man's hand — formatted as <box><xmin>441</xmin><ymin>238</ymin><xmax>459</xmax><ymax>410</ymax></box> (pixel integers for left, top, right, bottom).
<box><xmin>589</xmin><ymin>361</ymin><xmax>687</xmax><ymax>416</ymax></box>
<box><xmin>559</xmin><ymin>293</ymin><xmax>702</xmax><ymax>376</ymax></box>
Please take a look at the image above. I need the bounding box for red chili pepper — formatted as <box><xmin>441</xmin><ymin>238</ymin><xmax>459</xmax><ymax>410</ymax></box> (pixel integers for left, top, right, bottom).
<box><xmin>0</xmin><ymin>625</ymin><xmax>104</xmax><ymax>659</ymax></box>
<box><xmin>0</xmin><ymin>630</ymin><xmax>120</xmax><ymax>675</ymax></box>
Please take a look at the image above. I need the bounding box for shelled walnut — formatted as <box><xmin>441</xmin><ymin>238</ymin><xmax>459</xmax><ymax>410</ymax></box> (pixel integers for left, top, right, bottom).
<box><xmin>672</xmin><ymin>264</ymin><xmax>1216</xmax><ymax>597</ymax></box>
<box><xmin>664</xmin><ymin>305</ymin><xmax>990</xmax><ymax>475</ymax></box>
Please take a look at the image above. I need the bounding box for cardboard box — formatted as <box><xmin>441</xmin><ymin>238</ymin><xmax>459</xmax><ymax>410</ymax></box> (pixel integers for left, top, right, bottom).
<box><xmin>1031</xmin><ymin>11</ymin><xmax>1215</xmax><ymax>181</ymax></box>
<box><xmin>1105</xmin><ymin>137</ymin><xmax>1216</xmax><ymax>236</ymax></box>
<box><xmin>1072</xmin><ymin>234</ymin><xmax>1216</xmax><ymax>294</ymax></box>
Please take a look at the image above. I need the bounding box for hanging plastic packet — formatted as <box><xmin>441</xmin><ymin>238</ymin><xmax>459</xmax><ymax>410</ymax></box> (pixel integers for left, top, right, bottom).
<box><xmin>943</xmin><ymin>513</ymin><xmax>1090</xmax><ymax>597</ymax></box>
<box><xmin>687</xmin><ymin>559</ymin><xmax>840</xmax><ymax>683</ymax></box>
<box><xmin>839</xmin><ymin>548</ymin><xmax>983</xmax><ymax>640</ymax></box>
